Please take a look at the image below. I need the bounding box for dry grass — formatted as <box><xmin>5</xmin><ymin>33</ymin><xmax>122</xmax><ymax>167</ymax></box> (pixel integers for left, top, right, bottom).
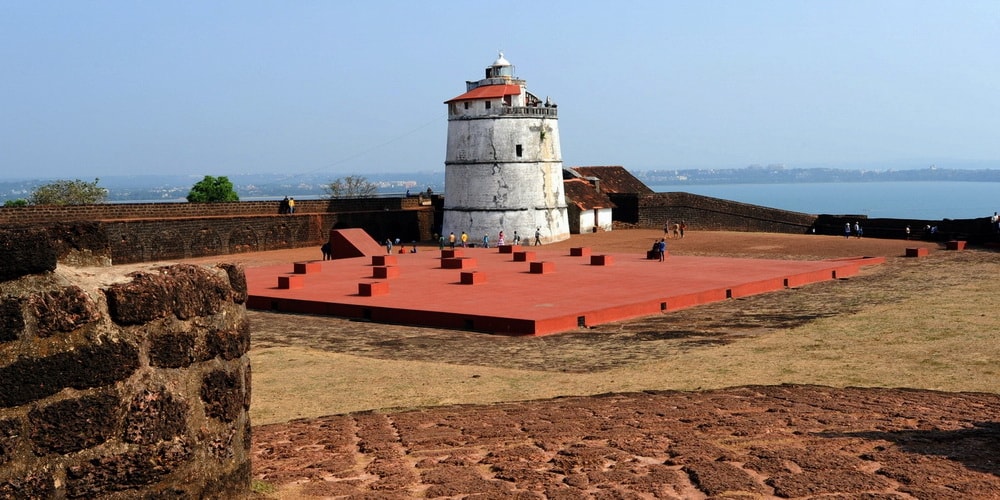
<box><xmin>241</xmin><ymin>231</ymin><xmax>1000</xmax><ymax>425</ymax></box>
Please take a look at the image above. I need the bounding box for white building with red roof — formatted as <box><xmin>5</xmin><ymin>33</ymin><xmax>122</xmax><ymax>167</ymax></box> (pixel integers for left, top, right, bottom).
<box><xmin>442</xmin><ymin>53</ymin><xmax>569</xmax><ymax>245</ymax></box>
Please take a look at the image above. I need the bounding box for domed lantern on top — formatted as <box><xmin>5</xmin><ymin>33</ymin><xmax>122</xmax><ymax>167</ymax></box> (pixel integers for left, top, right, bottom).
<box><xmin>486</xmin><ymin>51</ymin><xmax>515</xmax><ymax>79</ymax></box>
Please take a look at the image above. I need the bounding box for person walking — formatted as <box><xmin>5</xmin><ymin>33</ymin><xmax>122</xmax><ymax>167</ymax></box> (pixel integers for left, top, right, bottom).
<box><xmin>657</xmin><ymin>238</ymin><xmax>667</xmax><ymax>262</ymax></box>
<box><xmin>679</xmin><ymin>221</ymin><xmax>687</xmax><ymax>239</ymax></box>
<box><xmin>287</xmin><ymin>197</ymin><xmax>295</xmax><ymax>214</ymax></box>
<box><xmin>385</xmin><ymin>238</ymin><xmax>393</xmax><ymax>254</ymax></box>
<box><xmin>497</xmin><ymin>230</ymin><xmax>505</xmax><ymax>246</ymax></box>
<box><xmin>448</xmin><ymin>232</ymin><xmax>456</xmax><ymax>249</ymax></box>
<box><xmin>482</xmin><ymin>234</ymin><xmax>489</xmax><ymax>248</ymax></box>
<box><xmin>512</xmin><ymin>230</ymin><xmax>521</xmax><ymax>245</ymax></box>
<box><xmin>844</xmin><ymin>223</ymin><xmax>851</xmax><ymax>239</ymax></box>
<box><xmin>460</xmin><ymin>231</ymin><xmax>468</xmax><ymax>248</ymax></box>
<box><xmin>853</xmin><ymin>221</ymin><xmax>863</xmax><ymax>239</ymax></box>
<box><xmin>534</xmin><ymin>227</ymin><xmax>542</xmax><ymax>246</ymax></box>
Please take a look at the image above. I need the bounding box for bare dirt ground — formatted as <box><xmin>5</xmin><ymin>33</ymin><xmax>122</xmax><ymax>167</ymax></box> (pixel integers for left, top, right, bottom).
<box><xmin>190</xmin><ymin>230</ymin><xmax>1000</xmax><ymax>498</ymax></box>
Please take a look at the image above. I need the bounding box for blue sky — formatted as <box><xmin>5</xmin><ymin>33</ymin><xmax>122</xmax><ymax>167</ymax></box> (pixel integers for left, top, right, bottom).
<box><xmin>2</xmin><ymin>1</ymin><xmax>998</xmax><ymax>180</ymax></box>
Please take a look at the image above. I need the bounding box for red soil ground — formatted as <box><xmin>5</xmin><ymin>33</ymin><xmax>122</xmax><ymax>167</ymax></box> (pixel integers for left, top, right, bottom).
<box><xmin>193</xmin><ymin>230</ymin><xmax>1000</xmax><ymax>498</ymax></box>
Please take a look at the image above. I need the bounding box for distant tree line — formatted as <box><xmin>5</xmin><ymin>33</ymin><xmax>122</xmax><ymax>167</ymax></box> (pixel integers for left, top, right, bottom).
<box><xmin>325</xmin><ymin>175</ymin><xmax>377</xmax><ymax>199</ymax></box>
<box><xmin>2</xmin><ymin>174</ymin><xmax>384</xmax><ymax>206</ymax></box>
<box><xmin>3</xmin><ymin>178</ymin><xmax>108</xmax><ymax>206</ymax></box>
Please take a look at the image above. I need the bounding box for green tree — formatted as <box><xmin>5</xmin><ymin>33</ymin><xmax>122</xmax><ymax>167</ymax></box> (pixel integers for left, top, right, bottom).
<box><xmin>3</xmin><ymin>199</ymin><xmax>28</xmax><ymax>207</ymax></box>
<box><xmin>29</xmin><ymin>178</ymin><xmax>108</xmax><ymax>205</ymax></box>
<box><xmin>324</xmin><ymin>175</ymin><xmax>378</xmax><ymax>199</ymax></box>
<box><xmin>186</xmin><ymin>175</ymin><xmax>240</xmax><ymax>202</ymax></box>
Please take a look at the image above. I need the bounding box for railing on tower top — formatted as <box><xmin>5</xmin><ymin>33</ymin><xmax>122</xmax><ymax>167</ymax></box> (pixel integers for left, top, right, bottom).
<box><xmin>499</xmin><ymin>106</ymin><xmax>558</xmax><ymax>117</ymax></box>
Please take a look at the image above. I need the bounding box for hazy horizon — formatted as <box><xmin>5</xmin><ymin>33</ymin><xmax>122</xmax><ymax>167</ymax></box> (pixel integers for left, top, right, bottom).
<box><xmin>3</xmin><ymin>160</ymin><xmax>1000</xmax><ymax>183</ymax></box>
<box><xmin>3</xmin><ymin>2</ymin><xmax>999</xmax><ymax>180</ymax></box>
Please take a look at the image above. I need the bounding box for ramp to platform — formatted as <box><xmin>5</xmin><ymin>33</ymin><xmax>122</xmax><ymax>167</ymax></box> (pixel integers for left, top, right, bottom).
<box><xmin>329</xmin><ymin>228</ymin><xmax>385</xmax><ymax>259</ymax></box>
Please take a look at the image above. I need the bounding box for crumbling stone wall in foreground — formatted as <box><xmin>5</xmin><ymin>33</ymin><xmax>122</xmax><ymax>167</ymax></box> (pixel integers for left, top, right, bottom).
<box><xmin>0</xmin><ymin>257</ymin><xmax>251</xmax><ymax>498</ymax></box>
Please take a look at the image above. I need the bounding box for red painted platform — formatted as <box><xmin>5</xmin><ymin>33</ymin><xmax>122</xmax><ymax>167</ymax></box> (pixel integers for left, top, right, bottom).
<box><xmin>246</xmin><ymin>246</ymin><xmax>884</xmax><ymax>336</ymax></box>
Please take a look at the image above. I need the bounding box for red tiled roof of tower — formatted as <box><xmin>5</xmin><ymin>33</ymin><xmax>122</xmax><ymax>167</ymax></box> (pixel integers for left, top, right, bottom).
<box><xmin>445</xmin><ymin>84</ymin><xmax>522</xmax><ymax>103</ymax></box>
<box><xmin>568</xmin><ymin>166</ymin><xmax>654</xmax><ymax>194</ymax></box>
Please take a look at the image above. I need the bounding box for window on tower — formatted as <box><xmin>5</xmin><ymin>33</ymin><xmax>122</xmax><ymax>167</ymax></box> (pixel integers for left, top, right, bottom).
<box><xmin>516</xmin><ymin>144</ymin><xmax>523</xmax><ymax>157</ymax></box>
<box><xmin>485</xmin><ymin>101</ymin><xmax>491</xmax><ymax>110</ymax></box>
<box><xmin>464</xmin><ymin>102</ymin><xmax>470</xmax><ymax>110</ymax></box>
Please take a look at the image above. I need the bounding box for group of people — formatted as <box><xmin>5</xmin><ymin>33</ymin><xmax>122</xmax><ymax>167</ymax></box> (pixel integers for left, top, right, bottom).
<box><xmin>843</xmin><ymin>222</ymin><xmax>864</xmax><ymax>238</ymax></box>
<box><xmin>662</xmin><ymin>221</ymin><xmax>687</xmax><ymax>239</ymax></box>
<box><xmin>441</xmin><ymin>227</ymin><xmax>541</xmax><ymax>249</ymax></box>
<box><xmin>384</xmin><ymin>237</ymin><xmax>418</xmax><ymax>254</ymax></box>
<box><xmin>278</xmin><ymin>196</ymin><xmax>295</xmax><ymax>214</ymax></box>
<box><xmin>652</xmin><ymin>238</ymin><xmax>667</xmax><ymax>262</ymax></box>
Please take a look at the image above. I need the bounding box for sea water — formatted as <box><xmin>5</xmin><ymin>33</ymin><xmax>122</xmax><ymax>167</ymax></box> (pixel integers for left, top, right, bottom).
<box><xmin>648</xmin><ymin>181</ymin><xmax>999</xmax><ymax>220</ymax></box>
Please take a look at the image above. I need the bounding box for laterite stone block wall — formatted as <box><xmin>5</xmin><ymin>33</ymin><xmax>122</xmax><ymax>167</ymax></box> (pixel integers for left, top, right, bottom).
<box><xmin>104</xmin><ymin>214</ymin><xmax>336</xmax><ymax>264</ymax></box>
<box><xmin>814</xmin><ymin>215</ymin><xmax>996</xmax><ymax>243</ymax></box>
<box><xmin>1</xmin><ymin>232</ymin><xmax>251</xmax><ymax>498</ymax></box>
<box><xmin>0</xmin><ymin>198</ymin><xmax>429</xmax><ymax>226</ymax></box>
<box><xmin>633</xmin><ymin>192</ymin><xmax>818</xmax><ymax>234</ymax></box>
<box><xmin>0</xmin><ymin>197</ymin><xmax>438</xmax><ymax>265</ymax></box>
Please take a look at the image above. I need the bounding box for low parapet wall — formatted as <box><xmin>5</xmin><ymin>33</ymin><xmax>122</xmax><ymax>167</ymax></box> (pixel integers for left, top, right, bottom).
<box><xmin>0</xmin><ymin>197</ymin><xmax>431</xmax><ymax>226</ymax></box>
<box><xmin>814</xmin><ymin>215</ymin><xmax>997</xmax><ymax>243</ymax></box>
<box><xmin>0</xmin><ymin>197</ymin><xmax>438</xmax><ymax>265</ymax></box>
<box><xmin>1</xmin><ymin>231</ymin><xmax>251</xmax><ymax>498</ymax></box>
<box><xmin>633</xmin><ymin>192</ymin><xmax>818</xmax><ymax>234</ymax></box>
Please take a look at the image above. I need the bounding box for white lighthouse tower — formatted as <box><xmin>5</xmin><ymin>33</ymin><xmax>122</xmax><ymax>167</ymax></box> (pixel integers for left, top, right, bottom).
<box><xmin>442</xmin><ymin>52</ymin><xmax>569</xmax><ymax>245</ymax></box>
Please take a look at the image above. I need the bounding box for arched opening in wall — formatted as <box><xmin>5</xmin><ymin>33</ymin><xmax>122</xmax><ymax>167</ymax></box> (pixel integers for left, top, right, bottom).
<box><xmin>150</xmin><ymin>230</ymin><xmax>185</xmax><ymax>261</ymax></box>
<box><xmin>228</xmin><ymin>226</ymin><xmax>260</xmax><ymax>254</ymax></box>
<box><xmin>190</xmin><ymin>228</ymin><xmax>223</xmax><ymax>258</ymax></box>
<box><xmin>264</xmin><ymin>223</ymin><xmax>293</xmax><ymax>249</ymax></box>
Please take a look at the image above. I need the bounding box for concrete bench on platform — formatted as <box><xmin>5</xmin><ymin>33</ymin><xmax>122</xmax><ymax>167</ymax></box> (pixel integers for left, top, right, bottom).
<box><xmin>441</xmin><ymin>249</ymin><xmax>465</xmax><ymax>258</ymax></box>
<box><xmin>513</xmin><ymin>251</ymin><xmax>537</xmax><ymax>262</ymax></box>
<box><xmin>372</xmin><ymin>266</ymin><xmax>400</xmax><ymax>279</ymax></box>
<box><xmin>441</xmin><ymin>257</ymin><xmax>477</xmax><ymax>269</ymax></box>
<box><xmin>498</xmin><ymin>245</ymin><xmax>522</xmax><ymax>254</ymax></box>
<box><xmin>905</xmin><ymin>247</ymin><xmax>930</xmax><ymax>258</ymax></box>
<box><xmin>358</xmin><ymin>281</ymin><xmax>389</xmax><ymax>296</ymax></box>
<box><xmin>460</xmin><ymin>271</ymin><xmax>487</xmax><ymax>285</ymax></box>
<box><xmin>293</xmin><ymin>261</ymin><xmax>321</xmax><ymax>274</ymax></box>
<box><xmin>372</xmin><ymin>255</ymin><xmax>398</xmax><ymax>266</ymax></box>
<box><xmin>570</xmin><ymin>247</ymin><xmax>591</xmax><ymax>257</ymax></box>
<box><xmin>590</xmin><ymin>255</ymin><xmax>614</xmax><ymax>266</ymax></box>
<box><xmin>946</xmin><ymin>240</ymin><xmax>966</xmax><ymax>251</ymax></box>
<box><xmin>277</xmin><ymin>275</ymin><xmax>305</xmax><ymax>289</ymax></box>
<box><xmin>529</xmin><ymin>261</ymin><xmax>555</xmax><ymax>274</ymax></box>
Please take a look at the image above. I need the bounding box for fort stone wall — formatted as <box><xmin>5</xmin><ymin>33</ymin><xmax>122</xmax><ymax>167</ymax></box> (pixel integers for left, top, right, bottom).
<box><xmin>633</xmin><ymin>192</ymin><xmax>818</xmax><ymax>234</ymax></box>
<box><xmin>0</xmin><ymin>228</ymin><xmax>251</xmax><ymax>498</ymax></box>
<box><xmin>0</xmin><ymin>197</ymin><xmax>438</xmax><ymax>265</ymax></box>
<box><xmin>0</xmin><ymin>197</ymin><xmax>431</xmax><ymax>226</ymax></box>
